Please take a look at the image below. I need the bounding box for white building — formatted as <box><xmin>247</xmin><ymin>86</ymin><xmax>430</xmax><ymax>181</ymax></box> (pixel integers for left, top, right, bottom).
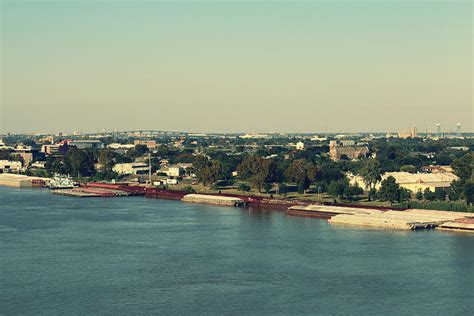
<box><xmin>107</xmin><ymin>143</ymin><xmax>135</xmax><ymax>150</ymax></box>
<box><xmin>348</xmin><ymin>171</ymin><xmax>458</xmax><ymax>193</ymax></box>
<box><xmin>0</xmin><ymin>160</ymin><xmax>22</xmax><ymax>173</ymax></box>
<box><xmin>166</xmin><ymin>178</ymin><xmax>179</xmax><ymax>185</ymax></box>
<box><xmin>113</xmin><ymin>162</ymin><xmax>149</xmax><ymax>175</ymax></box>
<box><xmin>295</xmin><ymin>142</ymin><xmax>305</xmax><ymax>150</ymax></box>
<box><xmin>31</xmin><ymin>161</ymin><xmax>47</xmax><ymax>169</ymax></box>
<box><xmin>167</xmin><ymin>166</ymin><xmax>183</xmax><ymax>177</ymax></box>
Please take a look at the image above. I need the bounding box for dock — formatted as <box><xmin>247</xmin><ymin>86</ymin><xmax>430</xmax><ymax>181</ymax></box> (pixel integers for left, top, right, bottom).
<box><xmin>182</xmin><ymin>194</ymin><xmax>246</xmax><ymax>207</ymax></box>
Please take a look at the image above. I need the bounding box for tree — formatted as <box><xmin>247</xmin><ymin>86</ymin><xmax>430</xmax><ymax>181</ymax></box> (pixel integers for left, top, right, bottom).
<box><xmin>451</xmin><ymin>154</ymin><xmax>473</xmax><ymax>181</ymax></box>
<box><xmin>399</xmin><ymin>188</ymin><xmax>412</xmax><ymax>203</ymax></box>
<box><xmin>98</xmin><ymin>148</ymin><xmax>115</xmax><ymax>174</ymax></box>
<box><xmin>263</xmin><ymin>182</ymin><xmax>273</xmax><ymax>193</ymax></box>
<box><xmin>236</xmin><ymin>155</ymin><xmax>275</xmax><ymax>192</ymax></box>
<box><xmin>378</xmin><ymin>176</ymin><xmax>400</xmax><ymax>204</ymax></box>
<box><xmin>435</xmin><ymin>189</ymin><xmax>446</xmax><ymax>201</ymax></box>
<box><xmin>400</xmin><ymin>165</ymin><xmax>416</xmax><ymax>173</ymax></box>
<box><xmin>327</xmin><ymin>178</ymin><xmax>352</xmax><ymax>201</ymax></box>
<box><xmin>463</xmin><ymin>181</ymin><xmax>474</xmax><ymax>206</ymax></box>
<box><xmin>64</xmin><ymin>147</ymin><xmax>96</xmax><ymax>177</ymax></box>
<box><xmin>284</xmin><ymin>159</ymin><xmax>316</xmax><ymax>194</ymax></box>
<box><xmin>423</xmin><ymin>188</ymin><xmax>436</xmax><ymax>201</ymax></box>
<box><xmin>448</xmin><ymin>180</ymin><xmax>463</xmax><ymax>201</ymax></box>
<box><xmin>344</xmin><ymin>183</ymin><xmax>363</xmax><ymax>201</ymax></box>
<box><xmin>278</xmin><ymin>183</ymin><xmax>288</xmax><ymax>196</ymax></box>
<box><xmin>416</xmin><ymin>190</ymin><xmax>423</xmax><ymax>200</ymax></box>
<box><xmin>195</xmin><ymin>159</ymin><xmax>224</xmax><ymax>187</ymax></box>
<box><xmin>359</xmin><ymin>159</ymin><xmax>382</xmax><ymax>201</ymax></box>
<box><xmin>237</xmin><ymin>183</ymin><xmax>251</xmax><ymax>192</ymax></box>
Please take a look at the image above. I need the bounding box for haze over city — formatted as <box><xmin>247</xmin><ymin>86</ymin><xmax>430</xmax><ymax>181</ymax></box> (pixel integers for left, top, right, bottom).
<box><xmin>1</xmin><ymin>0</ymin><xmax>472</xmax><ymax>134</ymax></box>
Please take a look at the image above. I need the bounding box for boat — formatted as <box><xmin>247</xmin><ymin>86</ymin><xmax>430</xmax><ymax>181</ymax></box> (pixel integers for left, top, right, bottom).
<box><xmin>48</xmin><ymin>174</ymin><xmax>77</xmax><ymax>190</ymax></box>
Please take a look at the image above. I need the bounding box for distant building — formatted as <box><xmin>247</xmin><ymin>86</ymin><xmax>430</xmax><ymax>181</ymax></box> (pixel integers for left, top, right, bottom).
<box><xmin>398</xmin><ymin>126</ymin><xmax>417</xmax><ymax>139</ymax></box>
<box><xmin>38</xmin><ymin>136</ymin><xmax>54</xmax><ymax>144</ymax></box>
<box><xmin>113</xmin><ymin>162</ymin><xmax>149</xmax><ymax>175</ymax></box>
<box><xmin>329</xmin><ymin>141</ymin><xmax>368</xmax><ymax>160</ymax></box>
<box><xmin>166</xmin><ymin>178</ymin><xmax>179</xmax><ymax>185</ymax></box>
<box><xmin>448</xmin><ymin>146</ymin><xmax>469</xmax><ymax>151</ymax></box>
<box><xmin>240</xmin><ymin>133</ymin><xmax>269</xmax><ymax>139</ymax></box>
<box><xmin>295</xmin><ymin>142</ymin><xmax>305</xmax><ymax>150</ymax></box>
<box><xmin>68</xmin><ymin>140</ymin><xmax>104</xmax><ymax>149</ymax></box>
<box><xmin>0</xmin><ymin>139</ymin><xmax>14</xmax><ymax>150</ymax></box>
<box><xmin>134</xmin><ymin>140</ymin><xmax>157</xmax><ymax>149</ymax></box>
<box><xmin>311</xmin><ymin>136</ymin><xmax>327</xmax><ymax>141</ymax></box>
<box><xmin>107</xmin><ymin>143</ymin><xmax>135</xmax><ymax>150</ymax></box>
<box><xmin>31</xmin><ymin>161</ymin><xmax>47</xmax><ymax>169</ymax></box>
<box><xmin>167</xmin><ymin>166</ymin><xmax>183</xmax><ymax>177</ymax></box>
<box><xmin>0</xmin><ymin>160</ymin><xmax>22</xmax><ymax>173</ymax></box>
<box><xmin>41</xmin><ymin>144</ymin><xmax>62</xmax><ymax>155</ymax></box>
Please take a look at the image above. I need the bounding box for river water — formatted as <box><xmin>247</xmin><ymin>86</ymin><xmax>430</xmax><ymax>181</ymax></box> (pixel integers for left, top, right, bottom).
<box><xmin>1</xmin><ymin>187</ymin><xmax>473</xmax><ymax>315</ymax></box>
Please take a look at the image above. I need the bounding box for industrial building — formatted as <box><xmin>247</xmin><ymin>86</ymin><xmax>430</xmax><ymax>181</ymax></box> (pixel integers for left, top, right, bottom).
<box><xmin>68</xmin><ymin>140</ymin><xmax>104</xmax><ymax>149</ymax></box>
<box><xmin>113</xmin><ymin>162</ymin><xmax>149</xmax><ymax>175</ymax></box>
<box><xmin>348</xmin><ymin>171</ymin><xmax>458</xmax><ymax>193</ymax></box>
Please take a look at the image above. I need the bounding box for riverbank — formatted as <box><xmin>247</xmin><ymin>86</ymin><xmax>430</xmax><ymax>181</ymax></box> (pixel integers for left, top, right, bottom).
<box><xmin>85</xmin><ymin>182</ymin><xmax>474</xmax><ymax>233</ymax></box>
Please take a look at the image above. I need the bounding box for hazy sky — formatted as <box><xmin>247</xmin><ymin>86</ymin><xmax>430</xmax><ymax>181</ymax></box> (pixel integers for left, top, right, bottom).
<box><xmin>1</xmin><ymin>0</ymin><xmax>472</xmax><ymax>134</ymax></box>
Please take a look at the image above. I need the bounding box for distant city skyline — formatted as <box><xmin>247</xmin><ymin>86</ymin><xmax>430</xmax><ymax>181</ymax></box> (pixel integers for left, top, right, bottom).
<box><xmin>1</xmin><ymin>0</ymin><xmax>473</xmax><ymax>133</ymax></box>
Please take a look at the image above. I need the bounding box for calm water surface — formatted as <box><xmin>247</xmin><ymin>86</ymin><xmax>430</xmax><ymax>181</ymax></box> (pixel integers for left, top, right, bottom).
<box><xmin>1</xmin><ymin>187</ymin><xmax>473</xmax><ymax>315</ymax></box>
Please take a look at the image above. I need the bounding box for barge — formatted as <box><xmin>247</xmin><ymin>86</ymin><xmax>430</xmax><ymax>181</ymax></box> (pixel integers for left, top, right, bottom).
<box><xmin>182</xmin><ymin>194</ymin><xmax>246</xmax><ymax>207</ymax></box>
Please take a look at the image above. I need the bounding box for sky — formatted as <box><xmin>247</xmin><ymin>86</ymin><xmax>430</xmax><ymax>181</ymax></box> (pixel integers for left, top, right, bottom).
<box><xmin>0</xmin><ymin>0</ymin><xmax>472</xmax><ymax>134</ymax></box>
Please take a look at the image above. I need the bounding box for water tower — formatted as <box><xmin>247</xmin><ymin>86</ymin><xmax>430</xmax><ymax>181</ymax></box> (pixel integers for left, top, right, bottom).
<box><xmin>456</xmin><ymin>123</ymin><xmax>461</xmax><ymax>137</ymax></box>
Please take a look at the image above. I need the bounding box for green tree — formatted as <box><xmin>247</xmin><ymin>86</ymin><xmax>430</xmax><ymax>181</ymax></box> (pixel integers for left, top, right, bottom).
<box><xmin>263</xmin><ymin>182</ymin><xmax>273</xmax><ymax>194</ymax></box>
<box><xmin>359</xmin><ymin>159</ymin><xmax>382</xmax><ymax>201</ymax></box>
<box><xmin>463</xmin><ymin>181</ymin><xmax>474</xmax><ymax>206</ymax></box>
<box><xmin>98</xmin><ymin>148</ymin><xmax>115</xmax><ymax>174</ymax></box>
<box><xmin>344</xmin><ymin>183</ymin><xmax>363</xmax><ymax>201</ymax></box>
<box><xmin>400</xmin><ymin>165</ymin><xmax>416</xmax><ymax>173</ymax></box>
<box><xmin>451</xmin><ymin>153</ymin><xmax>473</xmax><ymax>181</ymax></box>
<box><xmin>328</xmin><ymin>178</ymin><xmax>350</xmax><ymax>201</ymax></box>
<box><xmin>65</xmin><ymin>148</ymin><xmax>96</xmax><ymax>177</ymax></box>
<box><xmin>236</xmin><ymin>155</ymin><xmax>275</xmax><ymax>192</ymax></box>
<box><xmin>196</xmin><ymin>160</ymin><xmax>224</xmax><ymax>186</ymax></box>
<box><xmin>284</xmin><ymin>159</ymin><xmax>316</xmax><ymax>194</ymax></box>
<box><xmin>423</xmin><ymin>188</ymin><xmax>436</xmax><ymax>201</ymax></box>
<box><xmin>237</xmin><ymin>183</ymin><xmax>251</xmax><ymax>192</ymax></box>
<box><xmin>415</xmin><ymin>190</ymin><xmax>423</xmax><ymax>200</ymax></box>
<box><xmin>278</xmin><ymin>183</ymin><xmax>288</xmax><ymax>196</ymax></box>
<box><xmin>435</xmin><ymin>189</ymin><xmax>446</xmax><ymax>201</ymax></box>
<box><xmin>399</xmin><ymin>188</ymin><xmax>412</xmax><ymax>203</ymax></box>
<box><xmin>378</xmin><ymin>176</ymin><xmax>400</xmax><ymax>204</ymax></box>
<box><xmin>448</xmin><ymin>180</ymin><xmax>463</xmax><ymax>201</ymax></box>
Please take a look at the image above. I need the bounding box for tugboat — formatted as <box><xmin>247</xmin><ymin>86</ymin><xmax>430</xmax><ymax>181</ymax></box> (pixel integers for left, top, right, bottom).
<box><xmin>48</xmin><ymin>174</ymin><xmax>77</xmax><ymax>190</ymax></box>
